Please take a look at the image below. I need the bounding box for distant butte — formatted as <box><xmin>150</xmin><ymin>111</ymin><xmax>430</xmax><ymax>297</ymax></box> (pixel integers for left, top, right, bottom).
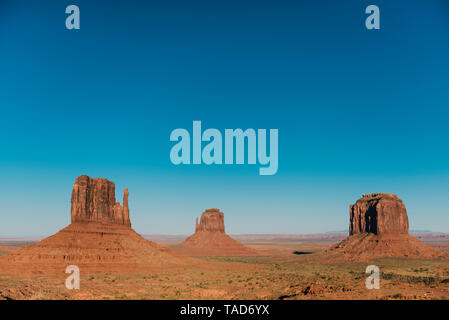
<box><xmin>195</xmin><ymin>208</ymin><xmax>225</xmax><ymax>233</ymax></box>
<box><xmin>328</xmin><ymin>193</ymin><xmax>447</xmax><ymax>260</ymax></box>
<box><xmin>177</xmin><ymin>208</ymin><xmax>256</xmax><ymax>256</ymax></box>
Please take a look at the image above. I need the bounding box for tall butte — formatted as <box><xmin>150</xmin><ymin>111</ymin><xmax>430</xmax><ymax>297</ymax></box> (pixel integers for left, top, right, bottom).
<box><xmin>0</xmin><ymin>175</ymin><xmax>187</xmax><ymax>275</ymax></box>
<box><xmin>328</xmin><ymin>193</ymin><xmax>447</xmax><ymax>260</ymax></box>
<box><xmin>71</xmin><ymin>175</ymin><xmax>131</xmax><ymax>226</ymax></box>
<box><xmin>178</xmin><ymin>208</ymin><xmax>255</xmax><ymax>255</ymax></box>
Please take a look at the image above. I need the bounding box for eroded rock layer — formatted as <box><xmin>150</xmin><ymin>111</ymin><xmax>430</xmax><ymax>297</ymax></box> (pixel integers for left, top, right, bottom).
<box><xmin>328</xmin><ymin>193</ymin><xmax>447</xmax><ymax>261</ymax></box>
<box><xmin>350</xmin><ymin>193</ymin><xmax>408</xmax><ymax>235</ymax></box>
<box><xmin>71</xmin><ymin>175</ymin><xmax>131</xmax><ymax>226</ymax></box>
<box><xmin>195</xmin><ymin>208</ymin><xmax>225</xmax><ymax>233</ymax></box>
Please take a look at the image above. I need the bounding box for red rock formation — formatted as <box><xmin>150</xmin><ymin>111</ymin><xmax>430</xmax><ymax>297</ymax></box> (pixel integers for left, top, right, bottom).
<box><xmin>71</xmin><ymin>175</ymin><xmax>131</xmax><ymax>227</ymax></box>
<box><xmin>350</xmin><ymin>193</ymin><xmax>408</xmax><ymax>235</ymax></box>
<box><xmin>328</xmin><ymin>193</ymin><xmax>447</xmax><ymax>261</ymax></box>
<box><xmin>0</xmin><ymin>175</ymin><xmax>188</xmax><ymax>275</ymax></box>
<box><xmin>196</xmin><ymin>208</ymin><xmax>225</xmax><ymax>233</ymax></box>
<box><xmin>178</xmin><ymin>208</ymin><xmax>256</xmax><ymax>256</ymax></box>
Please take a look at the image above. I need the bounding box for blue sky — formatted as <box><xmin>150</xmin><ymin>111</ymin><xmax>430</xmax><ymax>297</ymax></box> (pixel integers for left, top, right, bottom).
<box><xmin>1</xmin><ymin>0</ymin><xmax>448</xmax><ymax>237</ymax></box>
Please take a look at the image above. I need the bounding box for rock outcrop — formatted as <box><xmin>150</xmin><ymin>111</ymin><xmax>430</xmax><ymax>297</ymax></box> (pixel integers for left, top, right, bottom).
<box><xmin>328</xmin><ymin>193</ymin><xmax>447</xmax><ymax>261</ymax></box>
<box><xmin>350</xmin><ymin>193</ymin><xmax>408</xmax><ymax>235</ymax></box>
<box><xmin>177</xmin><ymin>208</ymin><xmax>256</xmax><ymax>256</ymax></box>
<box><xmin>0</xmin><ymin>175</ymin><xmax>188</xmax><ymax>275</ymax></box>
<box><xmin>71</xmin><ymin>175</ymin><xmax>131</xmax><ymax>226</ymax></box>
<box><xmin>195</xmin><ymin>208</ymin><xmax>225</xmax><ymax>233</ymax></box>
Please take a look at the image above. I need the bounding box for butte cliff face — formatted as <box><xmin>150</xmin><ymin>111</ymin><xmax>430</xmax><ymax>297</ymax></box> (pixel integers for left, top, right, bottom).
<box><xmin>195</xmin><ymin>208</ymin><xmax>225</xmax><ymax>233</ymax></box>
<box><xmin>329</xmin><ymin>193</ymin><xmax>446</xmax><ymax>261</ymax></box>
<box><xmin>71</xmin><ymin>175</ymin><xmax>131</xmax><ymax>226</ymax></box>
<box><xmin>179</xmin><ymin>208</ymin><xmax>255</xmax><ymax>256</ymax></box>
<box><xmin>0</xmin><ymin>175</ymin><xmax>187</xmax><ymax>275</ymax></box>
<box><xmin>349</xmin><ymin>193</ymin><xmax>409</xmax><ymax>235</ymax></box>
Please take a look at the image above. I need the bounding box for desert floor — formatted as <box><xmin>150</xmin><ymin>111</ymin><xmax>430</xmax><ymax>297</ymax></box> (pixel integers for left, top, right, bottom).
<box><xmin>0</xmin><ymin>240</ymin><xmax>448</xmax><ymax>300</ymax></box>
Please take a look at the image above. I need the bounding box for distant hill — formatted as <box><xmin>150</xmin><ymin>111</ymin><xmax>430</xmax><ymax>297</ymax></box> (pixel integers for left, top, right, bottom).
<box><xmin>2</xmin><ymin>232</ymin><xmax>448</xmax><ymax>246</ymax></box>
<box><xmin>325</xmin><ymin>230</ymin><xmax>348</xmax><ymax>234</ymax></box>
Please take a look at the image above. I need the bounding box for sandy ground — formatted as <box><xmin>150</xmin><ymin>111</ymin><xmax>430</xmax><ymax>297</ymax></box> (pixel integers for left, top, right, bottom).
<box><xmin>0</xmin><ymin>240</ymin><xmax>448</xmax><ymax>300</ymax></box>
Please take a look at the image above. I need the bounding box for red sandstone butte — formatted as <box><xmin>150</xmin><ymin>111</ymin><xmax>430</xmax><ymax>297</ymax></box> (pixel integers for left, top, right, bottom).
<box><xmin>350</xmin><ymin>193</ymin><xmax>408</xmax><ymax>235</ymax></box>
<box><xmin>195</xmin><ymin>208</ymin><xmax>226</xmax><ymax>233</ymax></box>
<box><xmin>0</xmin><ymin>175</ymin><xmax>188</xmax><ymax>275</ymax></box>
<box><xmin>328</xmin><ymin>193</ymin><xmax>447</xmax><ymax>261</ymax></box>
<box><xmin>177</xmin><ymin>208</ymin><xmax>256</xmax><ymax>256</ymax></box>
<box><xmin>71</xmin><ymin>175</ymin><xmax>131</xmax><ymax>226</ymax></box>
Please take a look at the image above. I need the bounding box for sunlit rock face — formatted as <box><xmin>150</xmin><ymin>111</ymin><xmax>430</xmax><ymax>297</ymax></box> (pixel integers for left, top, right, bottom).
<box><xmin>71</xmin><ymin>175</ymin><xmax>131</xmax><ymax>227</ymax></box>
<box><xmin>195</xmin><ymin>208</ymin><xmax>225</xmax><ymax>233</ymax></box>
<box><xmin>349</xmin><ymin>193</ymin><xmax>408</xmax><ymax>236</ymax></box>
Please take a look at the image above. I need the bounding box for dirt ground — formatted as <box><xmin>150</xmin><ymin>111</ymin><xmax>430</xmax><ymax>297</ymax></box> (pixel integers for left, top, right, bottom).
<box><xmin>0</xmin><ymin>240</ymin><xmax>448</xmax><ymax>300</ymax></box>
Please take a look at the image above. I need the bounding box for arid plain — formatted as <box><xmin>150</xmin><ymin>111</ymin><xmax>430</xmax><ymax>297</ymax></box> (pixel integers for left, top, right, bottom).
<box><xmin>0</xmin><ymin>236</ymin><xmax>448</xmax><ymax>300</ymax></box>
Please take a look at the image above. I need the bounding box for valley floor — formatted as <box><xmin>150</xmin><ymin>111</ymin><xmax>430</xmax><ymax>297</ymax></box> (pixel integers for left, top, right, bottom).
<box><xmin>0</xmin><ymin>241</ymin><xmax>448</xmax><ymax>300</ymax></box>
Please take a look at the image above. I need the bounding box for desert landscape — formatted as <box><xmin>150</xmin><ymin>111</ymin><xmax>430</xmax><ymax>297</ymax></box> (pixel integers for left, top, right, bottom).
<box><xmin>0</xmin><ymin>176</ymin><xmax>448</xmax><ymax>300</ymax></box>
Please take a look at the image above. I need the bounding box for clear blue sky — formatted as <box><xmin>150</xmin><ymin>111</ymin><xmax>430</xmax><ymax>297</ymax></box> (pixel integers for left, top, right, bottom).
<box><xmin>1</xmin><ymin>0</ymin><xmax>448</xmax><ymax>237</ymax></box>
